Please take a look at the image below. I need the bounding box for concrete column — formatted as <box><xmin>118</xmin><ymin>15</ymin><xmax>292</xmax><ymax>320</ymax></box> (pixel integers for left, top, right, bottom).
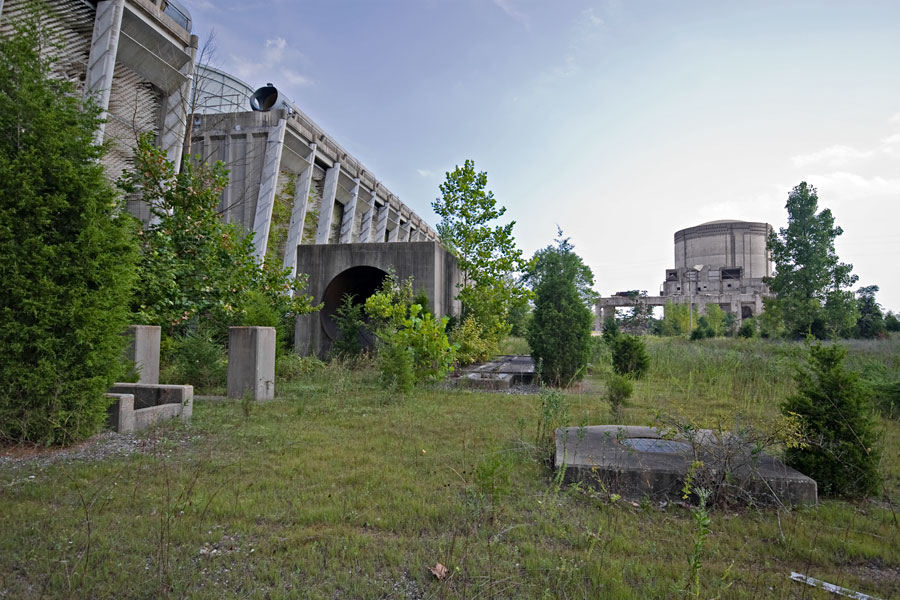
<box><xmin>227</xmin><ymin>327</ymin><xmax>276</xmax><ymax>401</ymax></box>
<box><xmin>399</xmin><ymin>222</ymin><xmax>411</xmax><ymax>242</ymax></box>
<box><xmin>124</xmin><ymin>325</ymin><xmax>161</xmax><ymax>384</ymax></box>
<box><xmin>387</xmin><ymin>221</ymin><xmax>399</xmax><ymax>242</ymax></box>
<box><xmin>282</xmin><ymin>144</ymin><xmax>316</xmax><ymax>283</ymax></box>
<box><xmin>315</xmin><ymin>163</ymin><xmax>341</xmax><ymax>244</ymax></box>
<box><xmin>338</xmin><ymin>178</ymin><xmax>360</xmax><ymax>243</ymax></box>
<box><xmin>601</xmin><ymin>306</ymin><xmax>616</xmax><ymax>328</ymax></box>
<box><xmin>251</xmin><ymin>118</ymin><xmax>288</xmax><ymax>262</ymax></box>
<box><xmin>374</xmin><ymin>203</ymin><xmax>389</xmax><ymax>242</ymax></box>
<box><xmin>84</xmin><ymin>0</ymin><xmax>125</xmax><ymax>144</ymax></box>
<box><xmin>357</xmin><ymin>188</ymin><xmax>377</xmax><ymax>243</ymax></box>
<box><xmin>160</xmin><ymin>38</ymin><xmax>198</xmax><ymax>171</ymax></box>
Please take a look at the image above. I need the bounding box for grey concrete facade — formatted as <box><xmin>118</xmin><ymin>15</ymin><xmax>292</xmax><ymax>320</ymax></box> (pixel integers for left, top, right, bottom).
<box><xmin>596</xmin><ymin>220</ymin><xmax>774</xmax><ymax>329</ymax></box>
<box><xmin>293</xmin><ymin>242</ymin><xmax>460</xmax><ymax>356</ymax></box>
<box><xmin>0</xmin><ymin>0</ymin><xmax>198</xmax><ymax>222</ymax></box>
<box><xmin>227</xmin><ymin>327</ymin><xmax>276</xmax><ymax>401</ymax></box>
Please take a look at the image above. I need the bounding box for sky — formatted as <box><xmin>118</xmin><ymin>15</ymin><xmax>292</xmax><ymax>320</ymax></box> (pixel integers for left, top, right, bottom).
<box><xmin>183</xmin><ymin>0</ymin><xmax>900</xmax><ymax>311</ymax></box>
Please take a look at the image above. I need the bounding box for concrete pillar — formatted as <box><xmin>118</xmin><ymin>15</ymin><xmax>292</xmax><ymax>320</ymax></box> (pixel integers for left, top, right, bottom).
<box><xmin>357</xmin><ymin>188</ymin><xmax>377</xmax><ymax>243</ymax></box>
<box><xmin>227</xmin><ymin>327</ymin><xmax>276</xmax><ymax>401</ymax></box>
<box><xmin>315</xmin><ymin>163</ymin><xmax>341</xmax><ymax>244</ymax></box>
<box><xmin>124</xmin><ymin>325</ymin><xmax>161</xmax><ymax>384</ymax></box>
<box><xmin>601</xmin><ymin>306</ymin><xmax>616</xmax><ymax>328</ymax></box>
<box><xmin>160</xmin><ymin>37</ymin><xmax>198</xmax><ymax>171</ymax></box>
<box><xmin>282</xmin><ymin>144</ymin><xmax>316</xmax><ymax>283</ymax></box>
<box><xmin>84</xmin><ymin>0</ymin><xmax>125</xmax><ymax>145</ymax></box>
<box><xmin>374</xmin><ymin>203</ymin><xmax>389</xmax><ymax>242</ymax></box>
<box><xmin>251</xmin><ymin>118</ymin><xmax>288</xmax><ymax>261</ymax></box>
<box><xmin>338</xmin><ymin>178</ymin><xmax>360</xmax><ymax>243</ymax></box>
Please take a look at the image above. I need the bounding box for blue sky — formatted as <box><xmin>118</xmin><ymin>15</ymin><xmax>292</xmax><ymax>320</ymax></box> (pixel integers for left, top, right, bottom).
<box><xmin>185</xmin><ymin>0</ymin><xmax>900</xmax><ymax>311</ymax></box>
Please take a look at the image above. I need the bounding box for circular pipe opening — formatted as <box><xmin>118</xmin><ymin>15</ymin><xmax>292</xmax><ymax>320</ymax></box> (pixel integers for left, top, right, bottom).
<box><xmin>320</xmin><ymin>266</ymin><xmax>388</xmax><ymax>344</ymax></box>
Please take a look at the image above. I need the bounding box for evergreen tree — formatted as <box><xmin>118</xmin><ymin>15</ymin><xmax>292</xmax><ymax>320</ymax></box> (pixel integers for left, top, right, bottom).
<box><xmin>0</xmin><ymin>11</ymin><xmax>138</xmax><ymax>444</ymax></box>
<box><xmin>767</xmin><ymin>182</ymin><xmax>858</xmax><ymax>338</ymax></box>
<box><xmin>526</xmin><ymin>232</ymin><xmax>593</xmax><ymax>387</ymax></box>
<box><xmin>854</xmin><ymin>285</ymin><xmax>885</xmax><ymax>339</ymax></box>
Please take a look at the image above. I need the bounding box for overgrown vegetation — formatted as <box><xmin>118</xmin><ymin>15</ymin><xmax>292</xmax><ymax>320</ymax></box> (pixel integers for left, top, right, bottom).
<box><xmin>0</xmin><ymin>10</ymin><xmax>138</xmax><ymax>444</ymax></box>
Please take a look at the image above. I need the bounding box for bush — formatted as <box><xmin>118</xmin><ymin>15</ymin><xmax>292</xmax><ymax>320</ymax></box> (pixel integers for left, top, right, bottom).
<box><xmin>526</xmin><ymin>234</ymin><xmax>594</xmax><ymax>387</ymax></box>
<box><xmin>611</xmin><ymin>335</ymin><xmax>650</xmax><ymax>379</ymax></box>
<box><xmin>168</xmin><ymin>332</ymin><xmax>227</xmax><ymax>391</ymax></box>
<box><xmin>0</xmin><ymin>12</ymin><xmax>138</xmax><ymax>445</ymax></box>
<box><xmin>275</xmin><ymin>353</ymin><xmax>326</xmax><ymax>381</ymax></box>
<box><xmin>606</xmin><ymin>373</ymin><xmax>633</xmax><ymax>420</ymax></box>
<box><xmin>451</xmin><ymin>315</ymin><xmax>494</xmax><ymax>365</ymax></box>
<box><xmin>883</xmin><ymin>311</ymin><xmax>900</xmax><ymax>333</ymax></box>
<box><xmin>738</xmin><ymin>318</ymin><xmax>757</xmax><ymax>339</ymax></box>
<box><xmin>333</xmin><ymin>293</ymin><xmax>365</xmax><ymax>358</ymax></box>
<box><xmin>781</xmin><ymin>343</ymin><xmax>881</xmax><ymax>497</ymax></box>
<box><xmin>376</xmin><ymin>339</ymin><xmax>415</xmax><ymax>394</ymax></box>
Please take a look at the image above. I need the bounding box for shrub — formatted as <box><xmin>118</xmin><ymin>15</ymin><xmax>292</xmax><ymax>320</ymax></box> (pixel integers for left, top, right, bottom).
<box><xmin>781</xmin><ymin>343</ymin><xmax>881</xmax><ymax>497</ymax></box>
<box><xmin>885</xmin><ymin>311</ymin><xmax>900</xmax><ymax>332</ymax></box>
<box><xmin>0</xmin><ymin>12</ymin><xmax>138</xmax><ymax>445</ymax></box>
<box><xmin>451</xmin><ymin>315</ymin><xmax>494</xmax><ymax>365</ymax></box>
<box><xmin>275</xmin><ymin>353</ymin><xmax>326</xmax><ymax>381</ymax></box>
<box><xmin>606</xmin><ymin>373</ymin><xmax>633</xmax><ymax>420</ymax></box>
<box><xmin>169</xmin><ymin>332</ymin><xmax>227</xmax><ymax>391</ymax></box>
<box><xmin>333</xmin><ymin>293</ymin><xmax>365</xmax><ymax>357</ymax></box>
<box><xmin>526</xmin><ymin>234</ymin><xmax>594</xmax><ymax>387</ymax></box>
<box><xmin>738</xmin><ymin>318</ymin><xmax>757</xmax><ymax>339</ymax></box>
<box><xmin>611</xmin><ymin>335</ymin><xmax>650</xmax><ymax>379</ymax></box>
<box><xmin>376</xmin><ymin>338</ymin><xmax>415</xmax><ymax>394</ymax></box>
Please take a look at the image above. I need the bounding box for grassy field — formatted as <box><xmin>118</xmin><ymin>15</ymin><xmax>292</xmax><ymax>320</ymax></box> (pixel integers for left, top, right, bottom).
<box><xmin>1</xmin><ymin>337</ymin><xmax>898</xmax><ymax>599</ymax></box>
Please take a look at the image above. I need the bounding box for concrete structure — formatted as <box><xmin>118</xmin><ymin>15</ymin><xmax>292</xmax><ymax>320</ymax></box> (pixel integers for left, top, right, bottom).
<box><xmin>190</xmin><ymin>75</ymin><xmax>439</xmax><ymax>277</ymax></box>
<box><xmin>106</xmin><ymin>383</ymin><xmax>193</xmax><ymax>433</ymax></box>
<box><xmin>0</xmin><ymin>0</ymin><xmax>198</xmax><ymax>223</ymax></box>
<box><xmin>227</xmin><ymin>326</ymin><xmax>276</xmax><ymax>401</ymax></box>
<box><xmin>555</xmin><ymin>425</ymin><xmax>817</xmax><ymax>505</ymax></box>
<box><xmin>596</xmin><ymin>220</ymin><xmax>774</xmax><ymax>329</ymax></box>
<box><xmin>124</xmin><ymin>325</ymin><xmax>160</xmax><ymax>384</ymax></box>
<box><xmin>454</xmin><ymin>355</ymin><xmax>536</xmax><ymax>389</ymax></box>
<box><xmin>293</xmin><ymin>242</ymin><xmax>460</xmax><ymax>356</ymax></box>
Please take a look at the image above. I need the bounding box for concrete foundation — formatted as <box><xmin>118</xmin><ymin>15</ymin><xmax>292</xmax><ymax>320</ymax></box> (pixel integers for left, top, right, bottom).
<box><xmin>124</xmin><ymin>325</ymin><xmax>160</xmax><ymax>384</ymax></box>
<box><xmin>293</xmin><ymin>242</ymin><xmax>460</xmax><ymax>357</ymax></box>
<box><xmin>555</xmin><ymin>425</ymin><xmax>817</xmax><ymax>505</ymax></box>
<box><xmin>106</xmin><ymin>383</ymin><xmax>193</xmax><ymax>432</ymax></box>
<box><xmin>227</xmin><ymin>327</ymin><xmax>276</xmax><ymax>401</ymax></box>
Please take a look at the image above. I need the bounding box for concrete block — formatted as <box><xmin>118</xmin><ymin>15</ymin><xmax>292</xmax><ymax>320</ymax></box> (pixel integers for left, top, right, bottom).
<box><xmin>108</xmin><ymin>383</ymin><xmax>193</xmax><ymax>431</ymax></box>
<box><xmin>124</xmin><ymin>325</ymin><xmax>161</xmax><ymax>384</ymax></box>
<box><xmin>105</xmin><ymin>393</ymin><xmax>135</xmax><ymax>433</ymax></box>
<box><xmin>227</xmin><ymin>327</ymin><xmax>276</xmax><ymax>401</ymax></box>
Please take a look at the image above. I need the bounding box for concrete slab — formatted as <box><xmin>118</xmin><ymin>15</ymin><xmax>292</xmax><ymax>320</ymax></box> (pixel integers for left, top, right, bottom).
<box><xmin>555</xmin><ymin>425</ymin><xmax>817</xmax><ymax>505</ymax></box>
<box><xmin>456</xmin><ymin>355</ymin><xmax>536</xmax><ymax>385</ymax></box>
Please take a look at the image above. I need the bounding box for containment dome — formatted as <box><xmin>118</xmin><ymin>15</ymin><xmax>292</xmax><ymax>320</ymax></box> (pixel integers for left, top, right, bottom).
<box><xmin>673</xmin><ymin>220</ymin><xmax>772</xmax><ymax>279</ymax></box>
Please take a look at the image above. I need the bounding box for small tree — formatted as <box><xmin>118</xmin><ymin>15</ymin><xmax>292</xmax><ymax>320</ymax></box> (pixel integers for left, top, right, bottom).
<box><xmin>767</xmin><ymin>182</ymin><xmax>858</xmax><ymax>338</ymax></box>
<box><xmin>433</xmin><ymin>160</ymin><xmax>527</xmax><ymax>353</ymax></box>
<box><xmin>526</xmin><ymin>232</ymin><xmax>594</xmax><ymax>387</ymax></box>
<box><xmin>781</xmin><ymin>343</ymin><xmax>881</xmax><ymax>497</ymax></box>
<box><xmin>610</xmin><ymin>335</ymin><xmax>650</xmax><ymax>379</ymax></box>
<box><xmin>854</xmin><ymin>285</ymin><xmax>885</xmax><ymax>339</ymax></box>
<box><xmin>0</xmin><ymin>11</ymin><xmax>138</xmax><ymax>444</ymax></box>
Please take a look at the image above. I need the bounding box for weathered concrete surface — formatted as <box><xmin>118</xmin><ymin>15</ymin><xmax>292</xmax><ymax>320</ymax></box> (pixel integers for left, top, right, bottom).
<box><xmin>106</xmin><ymin>383</ymin><xmax>193</xmax><ymax>432</ymax></box>
<box><xmin>294</xmin><ymin>242</ymin><xmax>460</xmax><ymax>357</ymax></box>
<box><xmin>555</xmin><ymin>425</ymin><xmax>817</xmax><ymax>505</ymax></box>
<box><xmin>227</xmin><ymin>327</ymin><xmax>276</xmax><ymax>401</ymax></box>
<box><xmin>124</xmin><ymin>325</ymin><xmax>161</xmax><ymax>384</ymax></box>
<box><xmin>455</xmin><ymin>355</ymin><xmax>536</xmax><ymax>387</ymax></box>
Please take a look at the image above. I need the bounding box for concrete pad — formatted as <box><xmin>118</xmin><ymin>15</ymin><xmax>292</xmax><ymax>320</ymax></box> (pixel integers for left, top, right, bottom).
<box><xmin>227</xmin><ymin>327</ymin><xmax>276</xmax><ymax>401</ymax></box>
<box><xmin>555</xmin><ymin>425</ymin><xmax>817</xmax><ymax>505</ymax></box>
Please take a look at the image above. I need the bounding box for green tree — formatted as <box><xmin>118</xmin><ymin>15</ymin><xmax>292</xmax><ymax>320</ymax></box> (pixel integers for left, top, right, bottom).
<box><xmin>526</xmin><ymin>232</ymin><xmax>594</xmax><ymax>387</ymax></box>
<box><xmin>854</xmin><ymin>285</ymin><xmax>885</xmax><ymax>339</ymax></box>
<box><xmin>781</xmin><ymin>343</ymin><xmax>881</xmax><ymax>497</ymax></box>
<box><xmin>767</xmin><ymin>182</ymin><xmax>858</xmax><ymax>338</ymax></box>
<box><xmin>121</xmin><ymin>134</ymin><xmax>317</xmax><ymax>343</ymax></box>
<box><xmin>0</xmin><ymin>11</ymin><xmax>138</xmax><ymax>444</ymax></box>
<box><xmin>885</xmin><ymin>311</ymin><xmax>900</xmax><ymax>333</ymax></box>
<box><xmin>432</xmin><ymin>160</ymin><xmax>526</xmax><ymax>352</ymax></box>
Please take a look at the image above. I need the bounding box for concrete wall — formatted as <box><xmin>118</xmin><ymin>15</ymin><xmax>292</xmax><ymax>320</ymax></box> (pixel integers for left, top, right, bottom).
<box><xmin>673</xmin><ymin>221</ymin><xmax>772</xmax><ymax>278</ymax></box>
<box><xmin>294</xmin><ymin>242</ymin><xmax>460</xmax><ymax>356</ymax></box>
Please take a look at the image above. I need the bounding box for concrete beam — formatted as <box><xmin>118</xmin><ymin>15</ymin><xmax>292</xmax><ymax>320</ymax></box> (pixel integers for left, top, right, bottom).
<box><xmin>315</xmin><ymin>162</ymin><xmax>341</xmax><ymax>244</ymax></box>
<box><xmin>338</xmin><ymin>178</ymin><xmax>360</xmax><ymax>243</ymax></box>
<box><xmin>282</xmin><ymin>144</ymin><xmax>316</xmax><ymax>284</ymax></box>
<box><xmin>251</xmin><ymin>118</ymin><xmax>288</xmax><ymax>262</ymax></box>
<box><xmin>84</xmin><ymin>0</ymin><xmax>125</xmax><ymax>144</ymax></box>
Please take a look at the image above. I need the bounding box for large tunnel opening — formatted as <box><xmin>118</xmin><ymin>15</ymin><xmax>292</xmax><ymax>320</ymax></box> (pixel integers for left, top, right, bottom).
<box><xmin>320</xmin><ymin>265</ymin><xmax>389</xmax><ymax>345</ymax></box>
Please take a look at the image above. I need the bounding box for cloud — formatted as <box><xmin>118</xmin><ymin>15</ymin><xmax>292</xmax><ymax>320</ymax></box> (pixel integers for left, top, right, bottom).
<box><xmin>807</xmin><ymin>171</ymin><xmax>900</xmax><ymax>200</ymax></box>
<box><xmin>227</xmin><ymin>37</ymin><xmax>311</xmax><ymax>90</ymax></box>
<box><xmin>791</xmin><ymin>144</ymin><xmax>875</xmax><ymax>167</ymax></box>
<box><xmin>891</xmin><ymin>112</ymin><xmax>900</xmax><ymax>127</ymax></box>
<box><xmin>493</xmin><ymin>0</ymin><xmax>529</xmax><ymax>27</ymax></box>
<box><xmin>416</xmin><ymin>169</ymin><xmax>435</xmax><ymax>177</ymax></box>
<box><xmin>583</xmin><ymin>8</ymin><xmax>605</xmax><ymax>27</ymax></box>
